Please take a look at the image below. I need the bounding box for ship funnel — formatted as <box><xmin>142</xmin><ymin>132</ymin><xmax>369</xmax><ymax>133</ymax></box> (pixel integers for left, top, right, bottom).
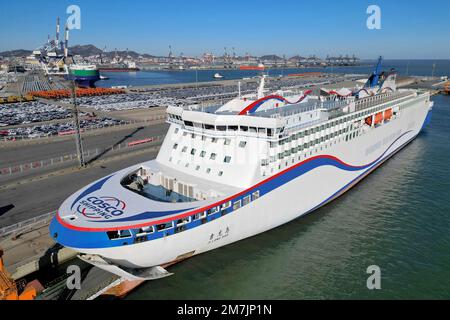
<box><xmin>364</xmin><ymin>56</ymin><xmax>383</xmax><ymax>88</ymax></box>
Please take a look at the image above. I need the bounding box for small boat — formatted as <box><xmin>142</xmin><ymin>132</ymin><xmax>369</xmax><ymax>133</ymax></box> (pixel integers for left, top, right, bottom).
<box><xmin>100</xmin><ymin>75</ymin><xmax>109</xmax><ymax>80</ymax></box>
<box><xmin>214</xmin><ymin>73</ymin><xmax>224</xmax><ymax>79</ymax></box>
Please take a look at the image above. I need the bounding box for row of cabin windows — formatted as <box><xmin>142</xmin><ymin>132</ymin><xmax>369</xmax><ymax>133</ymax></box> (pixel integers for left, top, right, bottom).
<box><xmin>174</xmin><ymin>130</ymin><xmax>247</xmax><ymax>149</ymax></box>
<box><xmin>264</xmin><ymin>128</ymin><xmax>354</xmax><ymax>165</ymax></box>
<box><xmin>269</xmin><ymin>105</ymin><xmax>394</xmax><ymax>149</ymax></box>
<box><xmin>169</xmin><ymin>156</ymin><xmax>224</xmax><ymax>176</ymax></box>
<box><xmin>107</xmin><ymin>191</ymin><xmax>261</xmax><ymax>240</ymax></box>
<box><xmin>182</xmin><ymin>121</ymin><xmax>275</xmax><ymax>137</ymax></box>
<box><xmin>270</xmin><ymin>127</ymin><xmax>350</xmax><ymax>149</ymax></box>
<box><xmin>173</xmin><ymin>144</ymin><xmax>233</xmax><ymax>164</ymax></box>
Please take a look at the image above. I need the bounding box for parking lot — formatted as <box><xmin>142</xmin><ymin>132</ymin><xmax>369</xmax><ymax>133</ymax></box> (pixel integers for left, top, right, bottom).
<box><xmin>61</xmin><ymin>93</ymin><xmax>187</xmax><ymax>111</ymax></box>
<box><xmin>1</xmin><ymin>117</ymin><xmax>126</xmax><ymax>139</ymax></box>
<box><xmin>0</xmin><ymin>101</ymin><xmax>76</xmax><ymax>126</ymax></box>
<box><xmin>0</xmin><ymin>73</ymin><xmax>357</xmax><ymax>139</ymax></box>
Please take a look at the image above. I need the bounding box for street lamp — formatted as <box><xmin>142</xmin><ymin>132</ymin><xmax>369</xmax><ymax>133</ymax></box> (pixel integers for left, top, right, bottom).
<box><xmin>70</xmin><ymin>80</ymin><xmax>85</xmax><ymax>167</ymax></box>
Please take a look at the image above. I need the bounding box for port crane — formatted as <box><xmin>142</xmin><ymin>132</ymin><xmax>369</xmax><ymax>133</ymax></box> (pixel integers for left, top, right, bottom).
<box><xmin>31</xmin><ymin>17</ymin><xmax>70</xmax><ymax>76</ymax></box>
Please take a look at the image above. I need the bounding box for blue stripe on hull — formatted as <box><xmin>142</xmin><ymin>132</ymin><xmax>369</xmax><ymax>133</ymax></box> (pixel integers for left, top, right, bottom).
<box><xmin>50</xmin><ymin>130</ymin><xmax>418</xmax><ymax>249</ymax></box>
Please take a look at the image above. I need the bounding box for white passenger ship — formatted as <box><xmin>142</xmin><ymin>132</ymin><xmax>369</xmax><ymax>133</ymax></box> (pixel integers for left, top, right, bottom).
<box><xmin>50</xmin><ymin>58</ymin><xmax>433</xmax><ymax>280</ymax></box>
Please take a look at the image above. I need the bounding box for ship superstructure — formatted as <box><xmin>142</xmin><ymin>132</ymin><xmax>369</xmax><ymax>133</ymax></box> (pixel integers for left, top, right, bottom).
<box><xmin>50</xmin><ymin>58</ymin><xmax>433</xmax><ymax>280</ymax></box>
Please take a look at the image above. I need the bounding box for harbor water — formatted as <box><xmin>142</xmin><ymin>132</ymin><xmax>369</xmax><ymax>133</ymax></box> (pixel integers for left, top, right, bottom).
<box><xmin>120</xmin><ymin>60</ymin><xmax>450</xmax><ymax>299</ymax></box>
<box><xmin>98</xmin><ymin>60</ymin><xmax>450</xmax><ymax>88</ymax></box>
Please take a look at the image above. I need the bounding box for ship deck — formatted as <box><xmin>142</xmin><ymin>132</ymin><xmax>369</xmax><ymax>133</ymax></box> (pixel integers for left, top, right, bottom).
<box><xmin>57</xmin><ymin>159</ymin><xmax>241</xmax><ymax>230</ymax></box>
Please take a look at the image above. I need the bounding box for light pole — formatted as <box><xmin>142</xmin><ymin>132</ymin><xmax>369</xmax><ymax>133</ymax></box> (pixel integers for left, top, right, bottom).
<box><xmin>70</xmin><ymin>80</ymin><xmax>85</xmax><ymax>167</ymax></box>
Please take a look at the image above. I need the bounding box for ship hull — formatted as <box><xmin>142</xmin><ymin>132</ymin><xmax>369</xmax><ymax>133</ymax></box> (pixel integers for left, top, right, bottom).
<box><xmin>67</xmin><ymin>68</ymin><xmax>100</xmax><ymax>88</ymax></box>
<box><xmin>68</xmin><ymin>95</ymin><xmax>432</xmax><ymax>268</ymax></box>
<box><xmin>66</xmin><ymin>75</ymin><xmax>100</xmax><ymax>88</ymax></box>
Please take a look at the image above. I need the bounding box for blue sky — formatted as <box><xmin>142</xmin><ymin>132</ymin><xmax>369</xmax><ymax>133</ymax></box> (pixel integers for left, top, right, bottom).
<box><xmin>0</xmin><ymin>0</ymin><xmax>449</xmax><ymax>59</ymax></box>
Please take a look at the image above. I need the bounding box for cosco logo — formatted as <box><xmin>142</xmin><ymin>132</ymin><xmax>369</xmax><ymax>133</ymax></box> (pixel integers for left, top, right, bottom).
<box><xmin>77</xmin><ymin>196</ymin><xmax>126</xmax><ymax>219</ymax></box>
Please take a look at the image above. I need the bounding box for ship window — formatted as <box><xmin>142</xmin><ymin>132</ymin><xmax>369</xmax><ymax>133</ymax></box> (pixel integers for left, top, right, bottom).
<box><xmin>193</xmin><ymin>212</ymin><xmax>206</xmax><ymax>220</ymax></box>
<box><xmin>135</xmin><ymin>226</ymin><xmax>154</xmax><ymax>236</ymax></box>
<box><xmin>228</xmin><ymin>126</ymin><xmax>238</xmax><ymax>131</ymax></box>
<box><xmin>243</xmin><ymin>195</ymin><xmax>251</xmax><ymax>206</ymax></box>
<box><xmin>211</xmin><ymin>138</ymin><xmax>218</xmax><ymax>143</ymax></box>
<box><xmin>206</xmin><ymin>168</ymin><xmax>211</xmax><ymax>174</ymax></box>
<box><xmin>174</xmin><ymin>128</ymin><xmax>179</xmax><ymax>134</ymax></box>
<box><xmin>173</xmin><ymin>143</ymin><xmax>178</xmax><ymax>149</ymax></box>
<box><xmin>156</xmin><ymin>222</ymin><xmax>173</xmax><ymax>232</ymax></box>
<box><xmin>252</xmin><ymin>191</ymin><xmax>260</xmax><ymax>200</ymax></box>
<box><xmin>258</xmin><ymin>128</ymin><xmax>266</xmax><ymax>134</ymax></box>
<box><xmin>184</xmin><ymin>121</ymin><xmax>193</xmax><ymax>127</ymax></box>
<box><xmin>224</xmin><ymin>156</ymin><xmax>231</xmax><ymax>163</ymax></box>
<box><xmin>249</xmin><ymin>127</ymin><xmax>257</xmax><ymax>133</ymax></box>
<box><xmin>204</xmin><ymin>124</ymin><xmax>214</xmax><ymax>130</ymax></box>
<box><xmin>107</xmin><ymin>229</ymin><xmax>132</xmax><ymax>240</ymax></box>
<box><xmin>222</xmin><ymin>201</ymin><xmax>231</xmax><ymax>209</ymax></box>
<box><xmin>201</xmin><ymin>135</ymin><xmax>207</xmax><ymax>141</ymax></box>
<box><xmin>182</xmin><ymin>146</ymin><xmax>187</xmax><ymax>152</ymax></box>
<box><xmin>233</xmin><ymin>200</ymin><xmax>242</xmax><ymax>210</ymax></box>
<box><xmin>224</xmin><ymin>138</ymin><xmax>231</xmax><ymax>145</ymax></box>
<box><xmin>239</xmin><ymin>141</ymin><xmax>247</xmax><ymax>148</ymax></box>
<box><xmin>240</xmin><ymin>126</ymin><xmax>248</xmax><ymax>132</ymax></box>
<box><xmin>195</xmin><ymin>165</ymin><xmax>200</xmax><ymax>171</ymax></box>
<box><xmin>218</xmin><ymin>171</ymin><xmax>223</xmax><ymax>176</ymax></box>
<box><xmin>267</xmin><ymin>128</ymin><xmax>273</xmax><ymax>136</ymax></box>
<box><xmin>191</xmin><ymin>148</ymin><xmax>196</xmax><ymax>155</ymax></box>
<box><xmin>200</xmin><ymin>151</ymin><xmax>206</xmax><ymax>157</ymax></box>
<box><xmin>210</xmin><ymin>153</ymin><xmax>217</xmax><ymax>160</ymax></box>
<box><xmin>191</xmin><ymin>133</ymin><xmax>195</xmax><ymax>139</ymax></box>
<box><xmin>210</xmin><ymin>206</ymin><xmax>219</xmax><ymax>214</ymax></box>
<box><xmin>217</xmin><ymin>125</ymin><xmax>226</xmax><ymax>131</ymax></box>
<box><xmin>176</xmin><ymin>217</ymin><xmax>191</xmax><ymax>227</ymax></box>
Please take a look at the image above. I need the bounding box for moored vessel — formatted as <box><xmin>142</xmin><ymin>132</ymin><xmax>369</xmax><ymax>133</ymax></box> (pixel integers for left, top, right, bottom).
<box><xmin>67</xmin><ymin>64</ymin><xmax>100</xmax><ymax>88</ymax></box>
<box><xmin>50</xmin><ymin>57</ymin><xmax>434</xmax><ymax>280</ymax></box>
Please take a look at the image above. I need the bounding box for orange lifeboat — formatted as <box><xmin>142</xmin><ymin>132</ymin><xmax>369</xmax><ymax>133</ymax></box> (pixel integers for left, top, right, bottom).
<box><xmin>384</xmin><ymin>108</ymin><xmax>393</xmax><ymax>121</ymax></box>
<box><xmin>365</xmin><ymin>116</ymin><xmax>373</xmax><ymax>126</ymax></box>
<box><xmin>374</xmin><ymin>112</ymin><xmax>383</xmax><ymax>125</ymax></box>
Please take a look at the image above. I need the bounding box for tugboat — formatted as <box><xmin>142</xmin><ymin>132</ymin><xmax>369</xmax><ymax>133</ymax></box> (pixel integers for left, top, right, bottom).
<box><xmin>213</xmin><ymin>72</ymin><xmax>224</xmax><ymax>79</ymax></box>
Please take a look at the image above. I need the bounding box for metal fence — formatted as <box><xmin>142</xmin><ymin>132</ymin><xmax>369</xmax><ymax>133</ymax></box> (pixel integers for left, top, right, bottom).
<box><xmin>0</xmin><ymin>134</ymin><xmax>164</xmax><ymax>177</ymax></box>
<box><xmin>1</xmin><ymin>115</ymin><xmax>166</xmax><ymax>143</ymax></box>
<box><xmin>0</xmin><ymin>211</ymin><xmax>56</xmax><ymax>239</ymax></box>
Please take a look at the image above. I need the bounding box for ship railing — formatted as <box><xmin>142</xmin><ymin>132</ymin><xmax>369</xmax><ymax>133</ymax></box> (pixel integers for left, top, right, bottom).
<box><xmin>355</xmin><ymin>91</ymin><xmax>414</xmax><ymax>112</ymax></box>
